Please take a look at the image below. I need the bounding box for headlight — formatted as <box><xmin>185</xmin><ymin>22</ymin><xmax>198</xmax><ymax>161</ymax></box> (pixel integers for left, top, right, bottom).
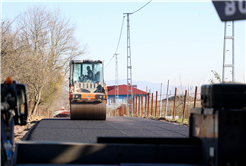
<box><xmin>96</xmin><ymin>94</ymin><xmax>106</xmax><ymax>99</ymax></box>
<box><xmin>72</xmin><ymin>94</ymin><xmax>81</xmax><ymax>99</ymax></box>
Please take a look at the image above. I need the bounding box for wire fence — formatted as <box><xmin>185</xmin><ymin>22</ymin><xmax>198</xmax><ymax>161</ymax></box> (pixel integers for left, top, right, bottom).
<box><xmin>110</xmin><ymin>87</ymin><xmax>201</xmax><ymax>123</ymax></box>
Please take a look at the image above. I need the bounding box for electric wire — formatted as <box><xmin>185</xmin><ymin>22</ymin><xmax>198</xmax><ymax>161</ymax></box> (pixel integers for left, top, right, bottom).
<box><xmin>132</xmin><ymin>0</ymin><xmax>152</xmax><ymax>15</ymax></box>
<box><xmin>105</xmin><ymin>55</ymin><xmax>115</xmax><ymax>69</ymax></box>
<box><xmin>105</xmin><ymin>15</ymin><xmax>126</xmax><ymax>69</ymax></box>
<box><xmin>105</xmin><ymin>0</ymin><xmax>151</xmax><ymax>68</ymax></box>
<box><xmin>115</xmin><ymin>16</ymin><xmax>125</xmax><ymax>54</ymax></box>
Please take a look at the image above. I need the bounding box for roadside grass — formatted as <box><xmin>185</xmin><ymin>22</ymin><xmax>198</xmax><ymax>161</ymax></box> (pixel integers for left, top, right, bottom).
<box><xmin>146</xmin><ymin>116</ymin><xmax>189</xmax><ymax>126</ymax></box>
<box><xmin>170</xmin><ymin>118</ymin><xmax>189</xmax><ymax>125</ymax></box>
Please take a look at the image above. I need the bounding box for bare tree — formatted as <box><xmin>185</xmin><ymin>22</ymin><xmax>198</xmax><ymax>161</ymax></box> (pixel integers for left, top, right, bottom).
<box><xmin>1</xmin><ymin>6</ymin><xmax>85</xmax><ymax>115</ymax></box>
<box><xmin>1</xmin><ymin>17</ymin><xmax>26</xmax><ymax>82</ymax></box>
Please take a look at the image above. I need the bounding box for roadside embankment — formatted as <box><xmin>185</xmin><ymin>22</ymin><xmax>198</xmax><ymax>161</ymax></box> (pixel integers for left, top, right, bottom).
<box><xmin>14</xmin><ymin>115</ymin><xmax>45</xmax><ymax>146</ymax></box>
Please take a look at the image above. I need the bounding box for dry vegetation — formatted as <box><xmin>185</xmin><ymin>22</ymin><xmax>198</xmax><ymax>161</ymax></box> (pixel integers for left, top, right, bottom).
<box><xmin>1</xmin><ymin>5</ymin><xmax>85</xmax><ymax>116</ymax></box>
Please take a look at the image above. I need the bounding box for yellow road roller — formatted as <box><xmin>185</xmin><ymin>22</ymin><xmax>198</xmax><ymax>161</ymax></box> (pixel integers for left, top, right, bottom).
<box><xmin>69</xmin><ymin>60</ymin><xmax>107</xmax><ymax>120</ymax></box>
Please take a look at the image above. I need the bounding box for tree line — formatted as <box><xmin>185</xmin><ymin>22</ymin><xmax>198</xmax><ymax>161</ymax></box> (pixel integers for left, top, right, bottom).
<box><xmin>1</xmin><ymin>6</ymin><xmax>86</xmax><ymax>115</ymax></box>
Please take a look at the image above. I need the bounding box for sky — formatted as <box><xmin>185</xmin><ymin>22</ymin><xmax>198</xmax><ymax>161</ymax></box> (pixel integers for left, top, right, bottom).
<box><xmin>1</xmin><ymin>0</ymin><xmax>245</xmax><ymax>87</ymax></box>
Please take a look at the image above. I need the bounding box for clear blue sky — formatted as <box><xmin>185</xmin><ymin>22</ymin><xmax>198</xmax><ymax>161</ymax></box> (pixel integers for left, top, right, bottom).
<box><xmin>1</xmin><ymin>0</ymin><xmax>245</xmax><ymax>86</ymax></box>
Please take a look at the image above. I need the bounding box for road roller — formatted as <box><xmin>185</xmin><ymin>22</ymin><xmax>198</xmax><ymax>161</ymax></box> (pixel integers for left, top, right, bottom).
<box><xmin>69</xmin><ymin>59</ymin><xmax>107</xmax><ymax>120</ymax></box>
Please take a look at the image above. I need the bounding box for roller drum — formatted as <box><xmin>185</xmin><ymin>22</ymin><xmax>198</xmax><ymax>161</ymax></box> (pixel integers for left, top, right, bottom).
<box><xmin>70</xmin><ymin>101</ymin><xmax>106</xmax><ymax>120</ymax></box>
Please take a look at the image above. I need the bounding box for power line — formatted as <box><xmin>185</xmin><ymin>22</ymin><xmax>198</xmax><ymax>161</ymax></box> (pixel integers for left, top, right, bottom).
<box><xmin>105</xmin><ymin>0</ymin><xmax>152</xmax><ymax>69</ymax></box>
<box><xmin>105</xmin><ymin>55</ymin><xmax>115</xmax><ymax>69</ymax></box>
<box><xmin>105</xmin><ymin>16</ymin><xmax>126</xmax><ymax>69</ymax></box>
<box><xmin>132</xmin><ymin>0</ymin><xmax>152</xmax><ymax>15</ymax></box>
<box><xmin>115</xmin><ymin>16</ymin><xmax>125</xmax><ymax>54</ymax></box>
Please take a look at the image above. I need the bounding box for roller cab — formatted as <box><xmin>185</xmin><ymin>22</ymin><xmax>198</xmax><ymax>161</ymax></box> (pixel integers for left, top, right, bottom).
<box><xmin>69</xmin><ymin>60</ymin><xmax>107</xmax><ymax>120</ymax></box>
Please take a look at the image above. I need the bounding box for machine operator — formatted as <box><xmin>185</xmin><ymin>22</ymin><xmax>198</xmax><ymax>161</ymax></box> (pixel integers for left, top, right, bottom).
<box><xmin>84</xmin><ymin>66</ymin><xmax>93</xmax><ymax>80</ymax></box>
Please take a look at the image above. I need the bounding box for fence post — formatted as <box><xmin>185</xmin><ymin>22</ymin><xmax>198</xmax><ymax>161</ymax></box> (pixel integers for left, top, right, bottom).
<box><xmin>145</xmin><ymin>94</ymin><xmax>147</xmax><ymax>117</ymax></box>
<box><xmin>124</xmin><ymin>104</ymin><xmax>127</xmax><ymax>116</ymax></box>
<box><xmin>160</xmin><ymin>83</ymin><xmax>163</xmax><ymax>117</ymax></box>
<box><xmin>136</xmin><ymin>96</ymin><xmax>139</xmax><ymax>116</ymax></box>
<box><xmin>126</xmin><ymin>104</ymin><xmax>127</xmax><ymax>116</ymax></box>
<box><xmin>135</xmin><ymin>96</ymin><xmax>137</xmax><ymax>116</ymax></box>
<box><xmin>141</xmin><ymin>95</ymin><xmax>143</xmax><ymax>117</ymax></box>
<box><xmin>133</xmin><ymin>97</ymin><xmax>135</xmax><ymax>115</ymax></box>
<box><xmin>147</xmin><ymin>93</ymin><xmax>150</xmax><ymax>117</ymax></box>
<box><xmin>182</xmin><ymin>90</ymin><xmax>188</xmax><ymax>123</ymax></box>
<box><xmin>173</xmin><ymin>88</ymin><xmax>177</xmax><ymax>119</ymax></box>
<box><xmin>151</xmin><ymin>93</ymin><xmax>154</xmax><ymax>116</ymax></box>
<box><xmin>138</xmin><ymin>96</ymin><xmax>140</xmax><ymax>116</ymax></box>
<box><xmin>129</xmin><ymin>99</ymin><xmax>132</xmax><ymax>116</ymax></box>
<box><xmin>155</xmin><ymin>91</ymin><xmax>158</xmax><ymax>117</ymax></box>
<box><xmin>194</xmin><ymin>86</ymin><xmax>198</xmax><ymax>108</ymax></box>
<box><xmin>165</xmin><ymin>80</ymin><xmax>170</xmax><ymax>117</ymax></box>
<box><xmin>146</xmin><ymin>87</ymin><xmax>148</xmax><ymax>116</ymax></box>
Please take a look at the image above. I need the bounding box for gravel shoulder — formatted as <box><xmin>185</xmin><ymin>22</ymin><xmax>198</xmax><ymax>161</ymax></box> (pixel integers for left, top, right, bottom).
<box><xmin>14</xmin><ymin>122</ymin><xmax>37</xmax><ymax>142</ymax></box>
<box><xmin>14</xmin><ymin>115</ymin><xmax>45</xmax><ymax>148</ymax></box>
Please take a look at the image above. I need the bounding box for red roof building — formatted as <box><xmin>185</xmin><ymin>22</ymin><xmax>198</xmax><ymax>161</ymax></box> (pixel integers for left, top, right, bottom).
<box><xmin>107</xmin><ymin>84</ymin><xmax>148</xmax><ymax>105</ymax></box>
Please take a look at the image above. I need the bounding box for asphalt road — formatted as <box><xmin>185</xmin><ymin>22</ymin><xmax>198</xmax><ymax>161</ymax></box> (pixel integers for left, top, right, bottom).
<box><xmin>26</xmin><ymin>117</ymin><xmax>188</xmax><ymax>143</ymax></box>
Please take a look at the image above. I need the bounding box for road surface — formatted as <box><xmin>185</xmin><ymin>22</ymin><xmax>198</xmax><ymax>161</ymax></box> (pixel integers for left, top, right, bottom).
<box><xmin>26</xmin><ymin>117</ymin><xmax>188</xmax><ymax>143</ymax></box>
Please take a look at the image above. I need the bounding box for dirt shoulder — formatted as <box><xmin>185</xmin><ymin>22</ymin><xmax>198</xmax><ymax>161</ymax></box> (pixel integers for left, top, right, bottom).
<box><xmin>14</xmin><ymin>115</ymin><xmax>45</xmax><ymax>145</ymax></box>
<box><xmin>127</xmin><ymin>115</ymin><xmax>189</xmax><ymax>127</ymax></box>
<box><xmin>150</xmin><ymin>117</ymin><xmax>189</xmax><ymax>127</ymax></box>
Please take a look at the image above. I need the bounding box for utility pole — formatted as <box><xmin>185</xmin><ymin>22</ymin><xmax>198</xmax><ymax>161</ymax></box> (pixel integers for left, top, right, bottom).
<box><xmin>124</xmin><ymin>13</ymin><xmax>133</xmax><ymax>116</ymax></box>
<box><xmin>115</xmin><ymin>53</ymin><xmax>119</xmax><ymax>116</ymax></box>
<box><xmin>121</xmin><ymin>1</ymin><xmax>151</xmax><ymax>115</ymax></box>
<box><xmin>222</xmin><ymin>21</ymin><xmax>235</xmax><ymax>83</ymax></box>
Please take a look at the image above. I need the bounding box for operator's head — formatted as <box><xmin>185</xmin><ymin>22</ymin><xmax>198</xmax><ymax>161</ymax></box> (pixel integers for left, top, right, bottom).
<box><xmin>87</xmin><ymin>66</ymin><xmax>90</xmax><ymax>70</ymax></box>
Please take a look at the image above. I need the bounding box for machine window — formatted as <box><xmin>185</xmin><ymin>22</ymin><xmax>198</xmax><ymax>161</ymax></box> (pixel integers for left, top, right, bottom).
<box><xmin>73</xmin><ymin>64</ymin><xmax>81</xmax><ymax>82</ymax></box>
<box><xmin>73</xmin><ymin>62</ymin><xmax>103</xmax><ymax>83</ymax></box>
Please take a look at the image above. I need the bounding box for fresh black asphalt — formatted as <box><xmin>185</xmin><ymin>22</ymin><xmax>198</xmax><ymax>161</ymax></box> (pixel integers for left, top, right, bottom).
<box><xmin>26</xmin><ymin>117</ymin><xmax>188</xmax><ymax>143</ymax></box>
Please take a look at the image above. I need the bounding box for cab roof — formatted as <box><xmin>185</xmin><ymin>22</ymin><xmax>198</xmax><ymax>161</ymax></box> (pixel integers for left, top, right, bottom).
<box><xmin>71</xmin><ymin>59</ymin><xmax>104</xmax><ymax>64</ymax></box>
